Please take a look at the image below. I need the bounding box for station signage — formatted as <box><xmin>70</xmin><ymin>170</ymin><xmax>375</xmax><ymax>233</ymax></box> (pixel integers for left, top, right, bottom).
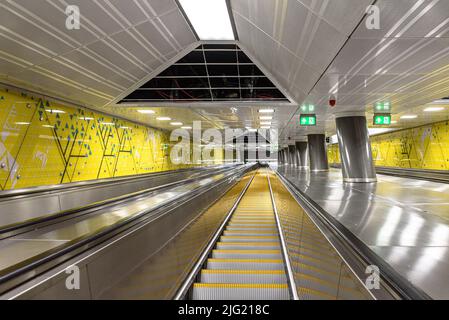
<box><xmin>300</xmin><ymin>104</ymin><xmax>315</xmax><ymax>113</ymax></box>
<box><xmin>374</xmin><ymin>101</ymin><xmax>391</xmax><ymax>112</ymax></box>
<box><xmin>300</xmin><ymin>114</ymin><xmax>316</xmax><ymax>126</ymax></box>
<box><xmin>373</xmin><ymin>114</ymin><xmax>391</xmax><ymax>125</ymax></box>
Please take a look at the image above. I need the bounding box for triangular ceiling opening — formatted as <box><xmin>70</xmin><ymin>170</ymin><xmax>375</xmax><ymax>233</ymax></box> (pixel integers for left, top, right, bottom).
<box><xmin>118</xmin><ymin>43</ymin><xmax>289</xmax><ymax>103</ymax></box>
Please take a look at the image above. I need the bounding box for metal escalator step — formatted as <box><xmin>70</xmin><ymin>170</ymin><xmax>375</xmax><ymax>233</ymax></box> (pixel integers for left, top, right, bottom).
<box><xmin>233</xmin><ymin>213</ymin><xmax>274</xmax><ymax>216</ymax></box>
<box><xmin>192</xmin><ymin>283</ymin><xmax>289</xmax><ymax>300</ymax></box>
<box><xmin>220</xmin><ymin>236</ymin><xmax>279</xmax><ymax>242</ymax></box>
<box><xmin>227</xmin><ymin>223</ymin><xmax>277</xmax><ymax>227</ymax></box>
<box><xmin>216</xmin><ymin>242</ymin><xmax>280</xmax><ymax>250</ymax></box>
<box><xmin>200</xmin><ymin>269</ymin><xmax>287</xmax><ymax>284</ymax></box>
<box><xmin>207</xmin><ymin>258</ymin><xmax>284</xmax><ymax>270</ymax></box>
<box><xmin>229</xmin><ymin>221</ymin><xmax>277</xmax><ymax>225</ymax></box>
<box><xmin>212</xmin><ymin>250</ymin><xmax>282</xmax><ymax>259</ymax></box>
<box><xmin>226</xmin><ymin>226</ymin><xmax>278</xmax><ymax>231</ymax></box>
<box><xmin>223</xmin><ymin>230</ymin><xmax>278</xmax><ymax>236</ymax></box>
<box><xmin>297</xmin><ymin>287</ymin><xmax>336</xmax><ymax>300</ymax></box>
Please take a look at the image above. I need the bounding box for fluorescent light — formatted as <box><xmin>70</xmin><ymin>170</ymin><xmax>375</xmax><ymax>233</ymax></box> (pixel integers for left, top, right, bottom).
<box><xmin>259</xmin><ymin>109</ymin><xmax>274</xmax><ymax>113</ymax></box>
<box><xmin>424</xmin><ymin>107</ymin><xmax>444</xmax><ymax>112</ymax></box>
<box><xmin>79</xmin><ymin>117</ymin><xmax>94</xmax><ymax>120</ymax></box>
<box><xmin>101</xmin><ymin>122</ymin><xmax>115</xmax><ymax>125</ymax></box>
<box><xmin>259</xmin><ymin>116</ymin><xmax>272</xmax><ymax>120</ymax></box>
<box><xmin>430</xmin><ymin>99</ymin><xmax>449</xmax><ymax>104</ymax></box>
<box><xmin>260</xmin><ymin>122</ymin><xmax>272</xmax><ymax>125</ymax></box>
<box><xmin>46</xmin><ymin>109</ymin><xmax>65</xmax><ymax>114</ymax></box>
<box><xmin>179</xmin><ymin>0</ymin><xmax>234</xmax><ymax>40</ymax></box>
<box><xmin>181</xmin><ymin>126</ymin><xmax>192</xmax><ymax>129</ymax></box>
<box><xmin>391</xmin><ymin>120</ymin><xmax>398</xmax><ymax>124</ymax></box>
<box><xmin>42</xmin><ymin>124</ymin><xmax>54</xmax><ymax>128</ymax></box>
<box><xmin>170</xmin><ymin>122</ymin><xmax>183</xmax><ymax>126</ymax></box>
<box><xmin>138</xmin><ymin>109</ymin><xmax>155</xmax><ymax>114</ymax></box>
<box><xmin>368</xmin><ymin>128</ymin><xmax>394</xmax><ymax>135</ymax></box>
<box><xmin>156</xmin><ymin>117</ymin><xmax>171</xmax><ymax>121</ymax></box>
<box><xmin>247</xmin><ymin>128</ymin><xmax>257</xmax><ymax>132</ymax></box>
<box><xmin>260</xmin><ymin>126</ymin><xmax>271</xmax><ymax>129</ymax></box>
<box><xmin>119</xmin><ymin>126</ymin><xmax>129</xmax><ymax>129</ymax></box>
<box><xmin>400</xmin><ymin>115</ymin><xmax>417</xmax><ymax>119</ymax></box>
<box><xmin>15</xmin><ymin>122</ymin><xmax>30</xmax><ymax>125</ymax></box>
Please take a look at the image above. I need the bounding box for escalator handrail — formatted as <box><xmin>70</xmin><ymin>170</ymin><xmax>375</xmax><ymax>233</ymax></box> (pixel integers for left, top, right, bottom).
<box><xmin>275</xmin><ymin>170</ymin><xmax>432</xmax><ymax>300</ymax></box>
<box><xmin>0</xmin><ymin>164</ymin><xmax>237</xmax><ymax>200</ymax></box>
<box><xmin>173</xmin><ymin>171</ymin><xmax>257</xmax><ymax>300</ymax></box>
<box><xmin>0</xmin><ymin>165</ymin><xmax>243</xmax><ymax>236</ymax></box>
<box><xmin>266</xmin><ymin>172</ymin><xmax>299</xmax><ymax>300</ymax></box>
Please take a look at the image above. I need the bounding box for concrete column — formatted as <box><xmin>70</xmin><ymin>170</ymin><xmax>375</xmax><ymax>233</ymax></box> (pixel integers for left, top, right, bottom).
<box><xmin>288</xmin><ymin>145</ymin><xmax>296</xmax><ymax>166</ymax></box>
<box><xmin>295</xmin><ymin>141</ymin><xmax>308</xmax><ymax>169</ymax></box>
<box><xmin>336</xmin><ymin>116</ymin><xmax>376</xmax><ymax>182</ymax></box>
<box><xmin>307</xmin><ymin>134</ymin><xmax>328</xmax><ymax>171</ymax></box>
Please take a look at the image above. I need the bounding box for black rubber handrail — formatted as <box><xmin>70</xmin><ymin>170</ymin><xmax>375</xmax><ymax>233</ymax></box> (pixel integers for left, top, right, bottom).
<box><xmin>276</xmin><ymin>171</ymin><xmax>432</xmax><ymax>300</ymax></box>
<box><xmin>0</xmin><ymin>165</ymin><xmax>242</xmax><ymax>237</ymax></box>
<box><xmin>0</xmin><ymin>164</ymin><xmax>237</xmax><ymax>199</ymax></box>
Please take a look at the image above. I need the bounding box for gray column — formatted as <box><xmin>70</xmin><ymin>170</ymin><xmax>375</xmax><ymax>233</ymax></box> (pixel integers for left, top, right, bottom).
<box><xmin>336</xmin><ymin>116</ymin><xmax>376</xmax><ymax>182</ymax></box>
<box><xmin>288</xmin><ymin>145</ymin><xmax>296</xmax><ymax>166</ymax></box>
<box><xmin>307</xmin><ymin>134</ymin><xmax>328</xmax><ymax>171</ymax></box>
<box><xmin>283</xmin><ymin>148</ymin><xmax>289</xmax><ymax>164</ymax></box>
<box><xmin>295</xmin><ymin>141</ymin><xmax>308</xmax><ymax>169</ymax></box>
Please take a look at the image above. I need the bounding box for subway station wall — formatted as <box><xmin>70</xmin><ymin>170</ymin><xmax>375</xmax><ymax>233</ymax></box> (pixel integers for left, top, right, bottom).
<box><xmin>0</xmin><ymin>87</ymin><xmax>221</xmax><ymax>190</ymax></box>
<box><xmin>327</xmin><ymin>120</ymin><xmax>449</xmax><ymax>170</ymax></box>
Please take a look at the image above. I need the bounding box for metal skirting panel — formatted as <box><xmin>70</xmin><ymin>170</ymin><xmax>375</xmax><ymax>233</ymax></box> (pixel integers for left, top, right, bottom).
<box><xmin>327</xmin><ymin>120</ymin><xmax>449</xmax><ymax>171</ymax></box>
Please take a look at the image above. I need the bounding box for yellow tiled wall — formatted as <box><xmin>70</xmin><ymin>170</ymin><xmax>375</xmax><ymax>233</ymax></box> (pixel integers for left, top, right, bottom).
<box><xmin>0</xmin><ymin>87</ymin><xmax>222</xmax><ymax>190</ymax></box>
<box><xmin>327</xmin><ymin>120</ymin><xmax>449</xmax><ymax>170</ymax></box>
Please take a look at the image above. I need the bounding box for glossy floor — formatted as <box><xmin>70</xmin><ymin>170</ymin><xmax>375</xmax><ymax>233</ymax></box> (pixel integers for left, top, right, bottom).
<box><xmin>276</xmin><ymin>165</ymin><xmax>449</xmax><ymax>300</ymax></box>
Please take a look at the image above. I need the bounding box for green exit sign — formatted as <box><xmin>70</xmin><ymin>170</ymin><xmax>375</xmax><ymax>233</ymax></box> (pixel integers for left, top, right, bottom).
<box><xmin>300</xmin><ymin>104</ymin><xmax>315</xmax><ymax>113</ymax></box>
<box><xmin>300</xmin><ymin>114</ymin><xmax>316</xmax><ymax>126</ymax></box>
<box><xmin>373</xmin><ymin>114</ymin><xmax>391</xmax><ymax>125</ymax></box>
<box><xmin>375</xmin><ymin>101</ymin><xmax>391</xmax><ymax>112</ymax></box>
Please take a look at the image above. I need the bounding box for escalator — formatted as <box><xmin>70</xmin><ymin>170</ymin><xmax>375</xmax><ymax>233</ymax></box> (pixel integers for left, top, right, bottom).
<box><xmin>192</xmin><ymin>171</ymin><xmax>289</xmax><ymax>299</ymax></box>
<box><xmin>183</xmin><ymin>169</ymin><xmax>373</xmax><ymax>300</ymax></box>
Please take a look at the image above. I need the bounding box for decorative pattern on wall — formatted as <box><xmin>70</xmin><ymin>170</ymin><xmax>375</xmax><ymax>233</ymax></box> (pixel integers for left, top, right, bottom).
<box><xmin>327</xmin><ymin>121</ymin><xmax>449</xmax><ymax>170</ymax></box>
<box><xmin>0</xmin><ymin>87</ymin><xmax>198</xmax><ymax>190</ymax></box>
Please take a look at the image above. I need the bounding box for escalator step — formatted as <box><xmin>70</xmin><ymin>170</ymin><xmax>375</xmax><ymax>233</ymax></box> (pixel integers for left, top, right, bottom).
<box><xmin>207</xmin><ymin>258</ymin><xmax>284</xmax><ymax>270</ymax></box>
<box><xmin>220</xmin><ymin>236</ymin><xmax>279</xmax><ymax>242</ymax></box>
<box><xmin>216</xmin><ymin>242</ymin><xmax>281</xmax><ymax>250</ymax></box>
<box><xmin>212</xmin><ymin>250</ymin><xmax>282</xmax><ymax>259</ymax></box>
<box><xmin>223</xmin><ymin>230</ymin><xmax>278</xmax><ymax>236</ymax></box>
<box><xmin>226</xmin><ymin>226</ymin><xmax>278</xmax><ymax>231</ymax></box>
<box><xmin>192</xmin><ymin>283</ymin><xmax>289</xmax><ymax>300</ymax></box>
<box><xmin>200</xmin><ymin>269</ymin><xmax>287</xmax><ymax>284</ymax></box>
